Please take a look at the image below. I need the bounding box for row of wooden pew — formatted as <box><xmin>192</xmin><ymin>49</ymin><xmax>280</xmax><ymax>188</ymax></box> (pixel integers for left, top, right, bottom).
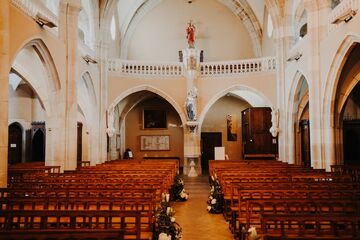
<box><xmin>1</xmin><ymin>159</ymin><xmax>179</xmax><ymax>240</ymax></box>
<box><xmin>209</xmin><ymin>160</ymin><xmax>360</xmax><ymax>240</ymax></box>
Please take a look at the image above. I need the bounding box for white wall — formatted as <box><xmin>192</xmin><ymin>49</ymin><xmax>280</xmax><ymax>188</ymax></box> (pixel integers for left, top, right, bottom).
<box><xmin>127</xmin><ymin>0</ymin><xmax>255</xmax><ymax>61</ymax></box>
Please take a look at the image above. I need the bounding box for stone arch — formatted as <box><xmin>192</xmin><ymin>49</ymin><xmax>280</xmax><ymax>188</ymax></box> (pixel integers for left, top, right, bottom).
<box><xmin>108</xmin><ymin>85</ymin><xmax>187</xmax><ymax>130</ymax></box>
<box><xmin>323</xmin><ymin>34</ymin><xmax>360</xmax><ymax>128</ymax></box>
<box><xmin>287</xmin><ymin>70</ymin><xmax>310</xmax><ymax>165</ymax></box>
<box><xmin>10</xmin><ymin>38</ymin><xmax>60</xmax><ymax>117</ymax></box>
<box><xmin>198</xmin><ymin>85</ymin><xmax>273</xmax><ymax>130</ymax></box>
<box><xmin>323</xmin><ymin>34</ymin><xmax>360</xmax><ymax>166</ymax></box>
<box><xmin>10</xmin><ymin>38</ymin><xmax>60</xmax><ymax>91</ymax></box>
<box><xmin>9</xmin><ymin>69</ymin><xmax>48</xmax><ymax>113</ymax></box>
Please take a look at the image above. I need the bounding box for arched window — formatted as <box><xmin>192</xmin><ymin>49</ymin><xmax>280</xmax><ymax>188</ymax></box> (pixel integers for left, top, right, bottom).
<box><xmin>111</xmin><ymin>15</ymin><xmax>116</xmax><ymax>40</ymax></box>
<box><xmin>267</xmin><ymin>14</ymin><xmax>273</xmax><ymax>38</ymax></box>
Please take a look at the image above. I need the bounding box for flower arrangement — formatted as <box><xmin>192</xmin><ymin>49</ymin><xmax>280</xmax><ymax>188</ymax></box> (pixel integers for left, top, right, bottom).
<box><xmin>170</xmin><ymin>175</ymin><xmax>189</xmax><ymax>201</ymax></box>
<box><xmin>154</xmin><ymin>193</ymin><xmax>182</xmax><ymax>240</ymax></box>
<box><xmin>206</xmin><ymin>175</ymin><xmax>224</xmax><ymax>214</ymax></box>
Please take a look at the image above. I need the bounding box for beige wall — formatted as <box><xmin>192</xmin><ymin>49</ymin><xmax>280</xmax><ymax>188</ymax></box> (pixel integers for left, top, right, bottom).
<box><xmin>9</xmin><ymin>84</ymin><xmax>45</xmax><ymax>123</ymax></box>
<box><xmin>262</xmin><ymin>8</ymin><xmax>276</xmax><ymax>57</ymax></box>
<box><xmin>125</xmin><ymin>97</ymin><xmax>184</xmax><ymax>166</ymax></box>
<box><xmin>127</xmin><ymin>0</ymin><xmax>255</xmax><ymax>61</ymax></box>
<box><xmin>202</xmin><ymin>96</ymin><xmax>251</xmax><ymax>160</ymax></box>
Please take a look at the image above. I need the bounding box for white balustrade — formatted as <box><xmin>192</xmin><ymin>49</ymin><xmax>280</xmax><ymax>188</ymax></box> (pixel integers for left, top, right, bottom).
<box><xmin>108</xmin><ymin>59</ymin><xmax>184</xmax><ymax>77</ymax></box>
<box><xmin>329</xmin><ymin>0</ymin><xmax>358</xmax><ymax>32</ymax></box>
<box><xmin>11</xmin><ymin>0</ymin><xmax>58</xmax><ymax>28</ymax></box>
<box><xmin>200</xmin><ymin>57</ymin><xmax>276</xmax><ymax>76</ymax></box>
<box><xmin>108</xmin><ymin>57</ymin><xmax>276</xmax><ymax>77</ymax></box>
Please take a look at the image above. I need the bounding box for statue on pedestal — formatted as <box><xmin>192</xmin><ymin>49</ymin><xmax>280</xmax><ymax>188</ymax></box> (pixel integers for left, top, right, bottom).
<box><xmin>269</xmin><ymin>108</ymin><xmax>280</xmax><ymax>137</ymax></box>
<box><xmin>186</xmin><ymin>21</ymin><xmax>196</xmax><ymax>48</ymax></box>
<box><xmin>185</xmin><ymin>87</ymin><xmax>198</xmax><ymax>121</ymax></box>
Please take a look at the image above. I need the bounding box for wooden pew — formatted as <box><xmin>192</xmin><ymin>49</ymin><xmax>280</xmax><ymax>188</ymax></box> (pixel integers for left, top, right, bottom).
<box><xmin>0</xmin><ymin>210</ymin><xmax>143</xmax><ymax>240</ymax></box>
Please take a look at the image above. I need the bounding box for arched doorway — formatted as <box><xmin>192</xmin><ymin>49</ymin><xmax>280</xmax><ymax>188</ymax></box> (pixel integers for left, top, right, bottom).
<box><xmin>8</xmin><ymin>123</ymin><xmax>23</xmax><ymax>165</ymax></box>
<box><xmin>32</xmin><ymin>128</ymin><xmax>45</xmax><ymax>162</ymax></box>
<box><xmin>333</xmin><ymin>43</ymin><xmax>360</xmax><ymax>165</ymax></box>
<box><xmin>201</xmin><ymin>94</ymin><xmax>252</xmax><ymax>172</ymax></box>
<box><xmin>291</xmin><ymin>75</ymin><xmax>310</xmax><ymax>167</ymax></box>
<box><xmin>110</xmin><ymin>90</ymin><xmax>184</xmax><ymax>169</ymax></box>
<box><xmin>342</xmin><ymin>82</ymin><xmax>360</xmax><ymax>165</ymax></box>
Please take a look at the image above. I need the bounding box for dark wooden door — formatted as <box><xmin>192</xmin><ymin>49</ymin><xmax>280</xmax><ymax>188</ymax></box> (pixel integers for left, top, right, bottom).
<box><xmin>77</xmin><ymin>122</ymin><xmax>83</xmax><ymax>167</ymax></box>
<box><xmin>300</xmin><ymin>120</ymin><xmax>311</xmax><ymax>167</ymax></box>
<box><xmin>242</xmin><ymin>107</ymin><xmax>277</xmax><ymax>158</ymax></box>
<box><xmin>8</xmin><ymin>123</ymin><xmax>22</xmax><ymax>165</ymax></box>
<box><xmin>201</xmin><ymin>132</ymin><xmax>222</xmax><ymax>173</ymax></box>
<box><xmin>343</xmin><ymin>120</ymin><xmax>360</xmax><ymax>165</ymax></box>
<box><xmin>31</xmin><ymin>122</ymin><xmax>45</xmax><ymax>162</ymax></box>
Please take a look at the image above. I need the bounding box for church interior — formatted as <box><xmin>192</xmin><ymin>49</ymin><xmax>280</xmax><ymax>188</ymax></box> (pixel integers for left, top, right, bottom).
<box><xmin>1</xmin><ymin>0</ymin><xmax>360</xmax><ymax>239</ymax></box>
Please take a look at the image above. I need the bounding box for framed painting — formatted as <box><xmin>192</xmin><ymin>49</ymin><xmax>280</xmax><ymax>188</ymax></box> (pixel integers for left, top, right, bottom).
<box><xmin>140</xmin><ymin>135</ymin><xmax>170</xmax><ymax>151</ymax></box>
<box><xmin>227</xmin><ymin>114</ymin><xmax>237</xmax><ymax>141</ymax></box>
<box><xmin>143</xmin><ymin>109</ymin><xmax>167</xmax><ymax>129</ymax></box>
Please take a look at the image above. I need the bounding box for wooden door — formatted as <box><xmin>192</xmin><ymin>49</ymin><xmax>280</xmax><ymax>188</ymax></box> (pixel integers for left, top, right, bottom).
<box><xmin>77</xmin><ymin>122</ymin><xmax>83</xmax><ymax>167</ymax></box>
<box><xmin>8</xmin><ymin>123</ymin><xmax>22</xmax><ymax>165</ymax></box>
<box><xmin>300</xmin><ymin>120</ymin><xmax>311</xmax><ymax>167</ymax></box>
<box><xmin>242</xmin><ymin>107</ymin><xmax>277</xmax><ymax>158</ymax></box>
<box><xmin>201</xmin><ymin>132</ymin><xmax>222</xmax><ymax>173</ymax></box>
<box><xmin>343</xmin><ymin>120</ymin><xmax>360</xmax><ymax>165</ymax></box>
<box><xmin>31</xmin><ymin>122</ymin><xmax>45</xmax><ymax>162</ymax></box>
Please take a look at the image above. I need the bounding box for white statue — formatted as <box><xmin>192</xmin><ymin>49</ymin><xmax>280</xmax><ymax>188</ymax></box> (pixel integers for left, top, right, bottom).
<box><xmin>269</xmin><ymin>107</ymin><xmax>280</xmax><ymax>137</ymax></box>
<box><xmin>106</xmin><ymin>107</ymin><xmax>116</xmax><ymax>137</ymax></box>
<box><xmin>185</xmin><ymin>87</ymin><xmax>198</xmax><ymax>121</ymax></box>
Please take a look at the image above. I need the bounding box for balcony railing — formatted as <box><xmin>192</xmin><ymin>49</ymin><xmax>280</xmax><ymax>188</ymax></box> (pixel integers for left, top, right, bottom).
<box><xmin>108</xmin><ymin>57</ymin><xmax>276</xmax><ymax>77</ymax></box>
<box><xmin>108</xmin><ymin>59</ymin><xmax>184</xmax><ymax>77</ymax></box>
<box><xmin>200</xmin><ymin>57</ymin><xmax>276</xmax><ymax>76</ymax></box>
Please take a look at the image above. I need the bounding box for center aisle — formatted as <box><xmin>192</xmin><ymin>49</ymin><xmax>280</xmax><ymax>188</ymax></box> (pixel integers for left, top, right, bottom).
<box><xmin>172</xmin><ymin>175</ymin><xmax>233</xmax><ymax>240</ymax></box>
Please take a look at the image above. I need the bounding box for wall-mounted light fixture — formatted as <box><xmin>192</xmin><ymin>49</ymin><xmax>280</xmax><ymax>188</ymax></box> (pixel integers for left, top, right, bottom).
<box><xmin>287</xmin><ymin>52</ymin><xmax>302</xmax><ymax>62</ymax></box>
<box><xmin>332</xmin><ymin>10</ymin><xmax>357</xmax><ymax>24</ymax></box>
<box><xmin>83</xmin><ymin>55</ymin><xmax>98</xmax><ymax>64</ymax></box>
<box><xmin>34</xmin><ymin>13</ymin><xmax>57</xmax><ymax>28</ymax></box>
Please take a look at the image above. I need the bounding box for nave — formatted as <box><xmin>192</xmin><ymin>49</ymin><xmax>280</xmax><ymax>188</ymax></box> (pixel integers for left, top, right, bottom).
<box><xmin>2</xmin><ymin>159</ymin><xmax>359</xmax><ymax>240</ymax></box>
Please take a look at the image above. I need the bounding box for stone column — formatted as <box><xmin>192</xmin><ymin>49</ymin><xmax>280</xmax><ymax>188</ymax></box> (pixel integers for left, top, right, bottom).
<box><xmin>182</xmin><ymin>48</ymin><xmax>201</xmax><ymax>176</ymax></box>
<box><xmin>61</xmin><ymin>0</ymin><xmax>82</xmax><ymax>170</ymax></box>
<box><xmin>96</xmin><ymin>24</ymin><xmax>111</xmax><ymax>164</ymax></box>
<box><xmin>273</xmin><ymin>20</ymin><xmax>288</xmax><ymax>164</ymax></box>
<box><xmin>304</xmin><ymin>0</ymin><xmax>325</xmax><ymax>169</ymax></box>
<box><xmin>318</xmin><ymin>0</ymin><xmax>333</xmax><ymax>171</ymax></box>
<box><xmin>0</xmin><ymin>0</ymin><xmax>9</xmax><ymax>187</ymax></box>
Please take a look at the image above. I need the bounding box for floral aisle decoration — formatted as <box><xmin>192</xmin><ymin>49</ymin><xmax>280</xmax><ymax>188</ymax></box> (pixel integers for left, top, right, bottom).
<box><xmin>206</xmin><ymin>175</ymin><xmax>224</xmax><ymax>213</ymax></box>
<box><xmin>170</xmin><ymin>175</ymin><xmax>189</xmax><ymax>201</ymax></box>
<box><xmin>154</xmin><ymin>193</ymin><xmax>182</xmax><ymax>240</ymax></box>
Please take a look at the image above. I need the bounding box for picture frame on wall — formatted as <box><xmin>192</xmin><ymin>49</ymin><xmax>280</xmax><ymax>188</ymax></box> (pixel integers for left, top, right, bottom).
<box><xmin>227</xmin><ymin>114</ymin><xmax>237</xmax><ymax>141</ymax></box>
<box><xmin>140</xmin><ymin>135</ymin><xmax>170</xmax><ymax>151</ymax></box>
<box><xmin>143</xmin><ymin>109</ymin><xmax>167</xmax><ymax>129</ymax></box>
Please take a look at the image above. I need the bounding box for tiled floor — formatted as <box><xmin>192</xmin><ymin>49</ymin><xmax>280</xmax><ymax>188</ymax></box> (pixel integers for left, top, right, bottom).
<box><xmin>172</xmin><ymin>175</ymin><xmax>234</xmax><ymax>240</ymax></box>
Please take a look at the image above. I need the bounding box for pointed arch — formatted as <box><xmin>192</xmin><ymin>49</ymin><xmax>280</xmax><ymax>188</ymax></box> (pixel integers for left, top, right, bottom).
<box><xmin>198</xmin><ymin>85</ymin><xmax>273</xmax><ymax>129</ymax></box>
<box><xmin>9</xmin><ymin>38</ymin><xmax>61</xmax><ymax>117</ymax></box>
<box><xmin>286</xmin><ymin>70</ymin><xmax>309</xmax><ymax>164</ymax></box>
<box><xmin>10</xmin><ymin>38</ymin><xmax>61</xmax><ymax>92</ymax></box>
<box><xmin>323</xmin><ymin>34</ymin><xmax>360</xmax><ymax>127</ymax></box>
<box><xmin>108</xmin><ymin>85</ymin><xmax>187</xmax><ymax>128</ymax></box>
